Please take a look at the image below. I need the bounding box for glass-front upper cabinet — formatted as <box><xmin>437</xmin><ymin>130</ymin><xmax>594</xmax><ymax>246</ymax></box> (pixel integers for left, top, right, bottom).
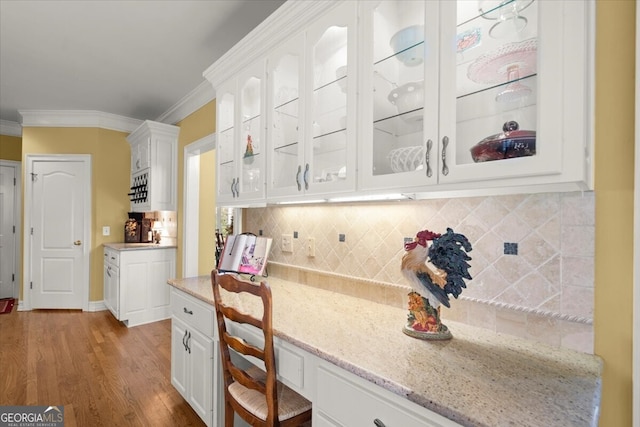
<box><xmin>266</xmin><ymin>35</ymin><xmax>305</xmax><ymax>200</ymax></box>
<box><xmin>217</xmin><ymin>84</ymin><xmax>236</xmax><ymax>202</ymax></box>
<box><xmin>361</xmin><ymin>0</ymin><xmax>586</xmax><ymax>191</ymax></box>
<box><xmin>303</xmin><ymin>1</ymin><xmax>357</xmax><ymax>198</ymax></box>
<box><xmin>359</xmin><ymin>0</ymin><xmax>440</xmax><ymax>191</ymax></box>
<box><xmin>438</xmin><ymin>0</ymin><xmax>548</xmax><ymax>184</ymax></box>
<box><xmin>216</xmin><ymin>64</ymin><xmax>266</xmax><ymax>206</ymax></box>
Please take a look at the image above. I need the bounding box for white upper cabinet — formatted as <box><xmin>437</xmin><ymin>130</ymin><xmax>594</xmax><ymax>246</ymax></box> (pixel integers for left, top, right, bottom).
<box><xmin>359</xmin><ymin>0</ymin><xmax>592</xmax><ymax>194</ymax></box>
<box><xmin>266</xmin><ymin>1</ymin><xmax>358</xmax><ymax>202</ymax></box>
<box><xmin>216</xmin><ymin>63</ymin><xmax>267</xmax><ymax>206</ymax></box>
<box><xmin>206</xmin><ymin>0</ymin><xmax>592</xmax><ymax>205</ymax></box>
<box><xmin>127</xmin><ymin>120</ymin><xmax>179</xmax><ymax>212</ymax></box>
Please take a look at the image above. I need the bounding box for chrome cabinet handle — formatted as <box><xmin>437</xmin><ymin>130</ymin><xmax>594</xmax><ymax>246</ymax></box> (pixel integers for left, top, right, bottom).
<box><xmin>230</xmin><ymin>178</ymin><xmax>236</xmax><ymax>197</ymax></box>
<box><xmin>182</xmin><ymin>329</ymin><xmax>188</xmax><ymax>352</ymax></box>
<box><xmin>296</xmin><ymin>165</ymin><xmax>302</xmax><ymax>191</ymax></box>
<box><xmin>234</xmin><ymin>177</ymin><xmax>240</xmax><ymax>197</ymax></box>
<box><xmin>303</xmin><ymin>163</ymin><xmax>310</xmax><ymax>190</ymax></box>
<box><xmin>373</xmin><ymin>419</ymin><xmax>386</xmax><ymax>427</ymax></box>
<box><xmin>441</xmin><ymin>136</ymin><xmax>449</xmax><ymax>176</ymax></box>
<box><xmin>425</xmin><ymin>139</ymin><xmax>433</xmax><ymax>178</ymax></box>
<box><xmin>183</xmin><ymin>307</ymin><xmax>193</xmax><ymax>315</ymax></box>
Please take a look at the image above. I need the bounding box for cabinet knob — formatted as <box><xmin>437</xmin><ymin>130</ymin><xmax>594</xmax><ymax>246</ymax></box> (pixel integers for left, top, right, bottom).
<box><xmin>373</xmin><ymin>419</ymin><xmax>386</xmax><ymax>427</ymax></box>
<box><xmin>74</xmin><ymin>240</ymin><xmax>82</xmax><ymax>246</ymax></box>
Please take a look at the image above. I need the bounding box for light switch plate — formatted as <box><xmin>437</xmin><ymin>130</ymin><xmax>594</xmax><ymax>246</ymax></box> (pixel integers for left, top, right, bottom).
<box><xmin>282</xmin><ymin>234</ymin><xmax>293</xmax><ymax>253</ymax></box>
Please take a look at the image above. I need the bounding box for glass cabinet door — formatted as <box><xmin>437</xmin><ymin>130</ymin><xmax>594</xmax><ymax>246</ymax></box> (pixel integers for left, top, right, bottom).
<box><xmin>238</xmin><ymin>71</ymin><xmax>265</xmax><ymax>200</ymax></box>
<box><xmin>304</xmin><ymin>1</ymin><xmax>357</xmax><ymax>196</ymax></box>
<box><xmin>267</xmin><ymin>36</ymin><xmax>305</xmax><ymax>199</ymax></box>
<box><xmin>359</xmin><ymin>0</ymin><xmax>440</xmax><ymax>190</ymax></box>
<box><xmin>217</xmin><ymin>86</ymin><xmax>236</xmax><ymax>201</ymax></box>
<box><xmin>439</xmin><ymin>0</ymin><xmax>560</xmax><ymax>183</ymax></box>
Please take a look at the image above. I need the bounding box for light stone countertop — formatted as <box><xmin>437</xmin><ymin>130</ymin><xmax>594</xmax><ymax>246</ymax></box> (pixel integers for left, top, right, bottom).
<box><xmin>168</xmin><ymin>275</ymin><xmax>602</xmax><ymax>427</ymax></box>
<box><xmin>104</xmin><ymin>243</ymin><xmax>177</xmax><ymax>251</ymax></box>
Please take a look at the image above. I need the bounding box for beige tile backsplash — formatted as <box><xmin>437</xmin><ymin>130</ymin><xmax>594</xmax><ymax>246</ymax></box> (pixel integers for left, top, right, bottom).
<box><xmin>245</xmin><ymin>191</ymin><xmax>595</xmax><ymax>353</ymax></box>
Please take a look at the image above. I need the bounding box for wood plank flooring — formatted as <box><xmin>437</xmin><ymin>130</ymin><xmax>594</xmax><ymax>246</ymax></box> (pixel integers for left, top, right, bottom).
<box><xmin>0</xmin><ymin>308</ymin><xmax>206</xmax><ymax>426</ymax></box>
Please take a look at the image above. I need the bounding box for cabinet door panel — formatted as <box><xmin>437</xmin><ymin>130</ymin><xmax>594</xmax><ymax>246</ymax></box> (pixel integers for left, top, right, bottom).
<box><xmin>171</xmin><ymin>317</ymin><xmax>189</xmax><ymax>398</ymax></box>
<box><xmin>359</xmin><ymin>0</ymin><xmax>440</xmax><ymax>191</ymax></box>
<box><xmin>187</xmin><ymin>328</ymin><xmax>213</xmax><ymax>424</ymax></box>
<box><xmin>217</xmin><ymin>86</ymin><xmax>237</xmax><ymax>203</ymax></box>
<box><xmin>267</xmin><ymin>36</ymin><xmax>306</xmax><ymax>199</ymax></box>
<box><xmin>304</xmin><ymin>1</ymin><xmax>357</xmax><ymax>196</ymax></box>
<box><xmin>438</xmin><ymin>0</ymin><xmax>565</xmax><ymax>184</ymax></box>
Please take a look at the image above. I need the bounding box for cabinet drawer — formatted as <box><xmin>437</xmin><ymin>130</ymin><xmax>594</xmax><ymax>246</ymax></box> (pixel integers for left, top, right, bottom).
<box><xmin>171</xmin><ymin>288</ymin><xmax>214</xmax><ymax>338</ymax></box>
<box><xmin>317</xmin><ymin>363</ymin><xmax>459</xmax><ymax>427</ymax></box>
<box><xmin>104</xmin><ymin>247</ymin><xmax>120</xmax><ymax>267</ymax></box>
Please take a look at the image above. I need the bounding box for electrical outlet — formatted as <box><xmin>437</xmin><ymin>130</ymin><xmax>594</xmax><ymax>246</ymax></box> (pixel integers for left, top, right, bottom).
<box><xmin>282</xmin><ymin>234</ymin><xmax>294</xmax><ymax>253</ymax></box>
<box><xmin>339</xmin><ymin>233</ymin><xmax>346</xmax><ymax>242</ymax></box>
<box><xmin>307</xmin><ymin>237</ymin><xmax>315</xmax><ymax>257</ymax></box>
<box><xmin>102</xmin><ymin>226</ymin><xmax>110</xmax><ymax>236</ymax></box>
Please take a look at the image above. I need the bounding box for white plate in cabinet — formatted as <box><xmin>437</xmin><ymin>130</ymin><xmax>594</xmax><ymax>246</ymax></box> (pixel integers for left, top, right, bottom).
<box><xmin>316</xmin><ymin>361</ymin><xmax>461</xmax><ymax>427</ymax></box>
<box><xmin>358</xmin><ymin>0</ymin><xmax>592</xmax><ymax>194</ymax></box>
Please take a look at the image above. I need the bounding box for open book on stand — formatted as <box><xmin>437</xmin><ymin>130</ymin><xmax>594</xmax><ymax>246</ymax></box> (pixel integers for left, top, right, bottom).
<box><xmin>218</xmin><ymin>234</ymin><xmax>273</xmax><ymax>277</ymax></box>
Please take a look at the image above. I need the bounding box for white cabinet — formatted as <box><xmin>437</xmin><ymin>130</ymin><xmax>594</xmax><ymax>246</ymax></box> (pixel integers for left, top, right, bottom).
<box><xmin>103</xmin><ymin>247</ymin><xmax>120</xmax><ymax>318</ymax></box>
<box><xmin>170</xmin><ymin>287</ymin><xmax>217</xmax><ymax>427</ymax></box>
<box><xmin>358</xmin><ymin>0</ymin><xmax>592</xmax><ymax>193</ymax></box>
<box><xmin>127</xmin><ymin>120</ymin><xmax>179</xmax><ymax>212</ymax></box>
<box><xmin>266</xmin><ymin>1</ymin><xmax>358</xmax><ymax>203</ymax></box>
<box><xmin>216</xmin><ymin>63</ymin><xmax>267</xmax><ymax>206</ymax></box>
<box><xmin>315</xmin><ymin>361</ymin><xmax>460</xmax><ymax>427</ymax></box>
<box><xmin>103</xmin><ymin>246</ymin><xmax>175</xmax><ymax>327</ymax></box>
<box><xmin>207</xmin><ymin>0</ymin><xmax>592</xmax><ymax>204</ymax></box>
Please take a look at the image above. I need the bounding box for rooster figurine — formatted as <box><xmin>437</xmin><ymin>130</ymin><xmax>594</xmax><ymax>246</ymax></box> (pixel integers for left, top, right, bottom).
<box><xmin>401</xmin><ymin>228</ymin><xmax>472</xmax><ymax>340</ymax></box>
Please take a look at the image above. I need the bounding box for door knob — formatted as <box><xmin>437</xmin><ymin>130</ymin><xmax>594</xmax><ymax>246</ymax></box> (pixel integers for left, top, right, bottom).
<box><xmin>74</xmin><ymin>240</ymin><xmax>82</xmax><ymax>246</ymax></box>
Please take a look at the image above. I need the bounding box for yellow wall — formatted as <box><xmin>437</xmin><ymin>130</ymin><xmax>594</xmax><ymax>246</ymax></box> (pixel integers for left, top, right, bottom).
<box><xmin>198</xmin><ymin>149</ymin><xmax>216</xmax><ymax>275</ymax></box>
<box><xmin>594</xmin><ymin>2</ymin><xmax>635</xmax><ymax>426</ymax></box>
<box><xmin>175</xmin><ymin>100</ymin><xmax>217</xmax><ymax>278</ymax></box>
<box><xmin>21</xmin><ymin>127</ymin><xmax>131</xmax><ymax>301</ymax></box>
<box><xmin>0</xmin><ymin>134</ymin><xmax>22</xmax><ymax>160</ymax></box>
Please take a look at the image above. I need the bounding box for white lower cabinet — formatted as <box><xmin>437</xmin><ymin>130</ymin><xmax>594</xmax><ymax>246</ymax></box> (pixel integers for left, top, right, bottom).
<box><xmin>315</xmin><ymin>361</ymin><xmax>461</xmax><ymax>427</ymax></box>
<box><xmin>170</xmin><ymin>288</ymin><xmax>218</xmax><ymax>427</ymax></box>
<box><xmin>103</xmin><ymin>247</ymin><xmax>175</xmax><ymax>327</ymax></box>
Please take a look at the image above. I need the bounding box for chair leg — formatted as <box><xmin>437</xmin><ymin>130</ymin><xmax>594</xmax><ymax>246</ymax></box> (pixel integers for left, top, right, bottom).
<box><xmin>225</xmin><ymin>400</ymin><xmax>234</xmax><ymax>427</ymax></box>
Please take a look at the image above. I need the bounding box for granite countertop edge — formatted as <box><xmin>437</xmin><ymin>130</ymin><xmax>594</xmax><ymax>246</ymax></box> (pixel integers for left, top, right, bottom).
<box><xmin>104</xmin><ymin>242</ymin><xmax>177</xmax><ymax>250</ymax></box>
<box><xmin>167</xmin><ymin>275</ymin><xmax>602</xmax><ymax>427</ymax></box>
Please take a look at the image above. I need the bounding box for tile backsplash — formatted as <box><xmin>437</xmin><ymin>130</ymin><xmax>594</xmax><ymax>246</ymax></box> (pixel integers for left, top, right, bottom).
<box><xmin>245</xmin><ymin>191</ymin><xmax>595</xmax><ymax>353</ymax></box>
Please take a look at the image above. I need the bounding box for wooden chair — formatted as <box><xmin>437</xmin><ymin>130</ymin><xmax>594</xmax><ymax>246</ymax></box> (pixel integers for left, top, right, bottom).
<box><xmin>212</xmin><ymin>270</ymin><xmax>312</xmax><ymax>427</ymax></box>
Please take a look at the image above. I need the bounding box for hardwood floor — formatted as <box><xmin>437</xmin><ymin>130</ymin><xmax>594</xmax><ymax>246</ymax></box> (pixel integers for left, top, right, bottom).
<box><xmin>0</xmin><ymin>308</ymin><xmax>206</xmax><ymax>426</ymax></box>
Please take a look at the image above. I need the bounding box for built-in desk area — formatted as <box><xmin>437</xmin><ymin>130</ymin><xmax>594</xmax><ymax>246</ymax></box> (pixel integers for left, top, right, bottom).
<box><xmin>168</xmin><ymin>275</ymin><xmax>602</xmax><ymax>427</ymax></box>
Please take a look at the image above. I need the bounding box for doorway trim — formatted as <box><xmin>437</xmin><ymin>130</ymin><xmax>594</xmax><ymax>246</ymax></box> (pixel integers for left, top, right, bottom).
<box><xmin>183</xmin><ymin>133</ymin><xmax>215</xmax><ymax>278</ymax></box>
<box><xmin>0</xmin><ymin>160</ymin><xmax>22</xmax><ymax>302</ymax></box>
<box><xmin>22</xmin><ymin>154</ymin><xmax>91</xmax><ymax>311</ymax></box>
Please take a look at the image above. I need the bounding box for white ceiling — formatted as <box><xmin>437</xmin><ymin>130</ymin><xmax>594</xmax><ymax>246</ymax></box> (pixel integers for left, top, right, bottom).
<box><xmin>0</xmin><ymin>0</ymin><xmax>285</xmax><ymax>126</ymax></box>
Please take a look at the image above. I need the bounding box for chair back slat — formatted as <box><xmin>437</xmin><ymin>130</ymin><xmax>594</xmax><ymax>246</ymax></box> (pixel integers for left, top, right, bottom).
<box><xmin>223</xmin><ymin>331</ymin><xmax>265</xmax><ymax>360</ymax></box>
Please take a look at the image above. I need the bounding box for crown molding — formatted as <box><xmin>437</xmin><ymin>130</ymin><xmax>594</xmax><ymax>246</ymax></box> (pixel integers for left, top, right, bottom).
<box><xmin>155</xmin><ymin>80</ymin><xmax>216</xmax><ymax>125</ymax></box>
<box><xmin>203</xmin><ymin>0</ymin><xmax>340</xmax><ymax>88</ymax></box>
<box><xmin>0</xmin><ymin>120</ymin><xmax>22</xmax><ymax>137</ymax></box>
<box><xmin>18</xmin><ymin>110</ymin><xmax>143</xmax><ymax>133</ymax></box>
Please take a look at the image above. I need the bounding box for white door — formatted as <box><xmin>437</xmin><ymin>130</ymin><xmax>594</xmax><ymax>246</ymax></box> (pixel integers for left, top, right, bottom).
<box><xmin>0</xmin><ymin>164</ymin><xmax>17</xmax><ymax>299</ymax></box>
<box><xmin>28</xmin><ymin>157</ymin><xmax>90</xmax><ymax>309</ymax></box>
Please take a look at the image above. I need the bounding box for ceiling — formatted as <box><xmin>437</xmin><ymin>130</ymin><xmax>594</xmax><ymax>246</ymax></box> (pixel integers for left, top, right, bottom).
<box><xmin>0</xmin><ymin>0</ymin><xmax>285</xmax><ymax>126</ymax></box>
